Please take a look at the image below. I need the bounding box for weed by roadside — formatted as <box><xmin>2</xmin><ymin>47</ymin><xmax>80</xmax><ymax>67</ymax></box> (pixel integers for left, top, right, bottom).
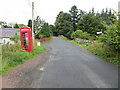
<box><xmin>87</xmin><ymin>41</ymin><xmax>119</xmax><ymax>66</ymax></box>
<box><xmin>59</xmin><ymin>36</ymin><xmax>68</xmax><ymax>41</ymax></box>
<box><xmin>36</xmin><ymin>37</ymin><xmax>53</xmax><ymax>43</ymax></box>
<box><xmin>1</xmin><ymin>41</ymin><xmax>46</xmax><ymax>75</ymax></box>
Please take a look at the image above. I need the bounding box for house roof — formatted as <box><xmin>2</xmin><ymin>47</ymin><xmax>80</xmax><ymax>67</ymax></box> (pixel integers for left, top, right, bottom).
<box><xmin>0</xmin><ymin>28</ymin><xmax>20</xmax><ymax>38</ymax></box>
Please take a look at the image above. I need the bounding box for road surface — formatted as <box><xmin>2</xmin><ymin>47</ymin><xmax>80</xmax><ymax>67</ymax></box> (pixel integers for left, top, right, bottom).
<box><xmin>38</xmin><ymin>37</ymin><xmax>118</xmax><ymax>88</ymax></box>
<box><xmin>2</xmin><ymin>37</ymin><xmax>118</xmax><ymax>88</ymax></box>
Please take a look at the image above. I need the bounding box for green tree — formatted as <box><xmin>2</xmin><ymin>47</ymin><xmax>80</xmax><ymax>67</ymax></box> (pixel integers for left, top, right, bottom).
<box><xmin>49</xmin><ymin>25</ymin><xmax>55</xmax><ymax>36</ymax></box>
<box><xmin>42</xmin><ymin>23</ymin><xmax>52</xmax><ymax>37</ymax></box>
<box><xmin>34</xmin><ymin>16</ymin><xmax>45</xmax><ymax>34</ymax></box>
<box><xmin>35</xmin><ymin>23</ymin><xmax>52</xmax><ymax>38</ymax></box>
<box><xmin>69</xmin><ymin>5</ymin><xmax>79</xmax><ymax>31</ymax></box>
<box><xmin>78</xmin><ymin>9</ymin><xmax>86</xmax><ymax>21</ymax></box>
<box><xmin>91</xmin><ymin>8</ymin><xmax>95</xmax><ymax>15</ymax></box>
<box><xmin>28</xmin><ymin>19</ymin><xmax>32</xmax><ymax>28</ymax></box>
<box><xmin>97</xmin><ymin>8</ymin><xmax>117</xmax><ymax>25</ymax></box>
<box><xmin>77</xmin><ymin>13</ymin><xmax>106</xmax><ymax>36</ymax></box>
<box><xmin>54</xmin><ymin>11</ymin><xmax>63</xmax><ymax>36</ymax></box>
<box><xmin>55</xmin><ymin>11</ymin><xmax>73</xmax><ymax>38</ymax></box>
<box><xmin>98</xmin><ymin>11</ymin><xmax>120</xmax><ymax>51</ymax></box>
<box><xmin>18</xmin><ymin>24</ymin><xmax>26</xmax><ymax>28</ymax></box>
<box><xmin>14</xmin><ymin>23</ymin><xmax>19</xmax><ymax>28</ymax></box>
<box><xmin>0</xmin><ymin>21</ymin><xmax>8</xmax><ymax>28</ymax></box>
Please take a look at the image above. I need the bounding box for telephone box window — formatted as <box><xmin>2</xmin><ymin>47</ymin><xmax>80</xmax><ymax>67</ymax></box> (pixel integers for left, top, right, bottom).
<box><xmin>20</xmin><ymin>27</ymin><xmax>32</xmax><ymax>52</ymax></box>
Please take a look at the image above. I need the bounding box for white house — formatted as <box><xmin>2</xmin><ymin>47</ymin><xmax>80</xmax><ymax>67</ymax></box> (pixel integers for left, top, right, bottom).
<box><xmin>0</xmin><ymin>28</ymin><xmax>19</xmax><ymax>44</ymax></box>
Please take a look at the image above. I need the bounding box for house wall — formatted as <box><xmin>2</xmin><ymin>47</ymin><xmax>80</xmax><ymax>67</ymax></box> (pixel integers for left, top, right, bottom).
<box><xmin>0</xmin><ymin>38</ymin><xmax>15</xmax><ymax>44</ymax></box>
<box><xmin>0</xmin><ymin>38</ymin><xmax>2</xmax><ymax>44</ymax></box>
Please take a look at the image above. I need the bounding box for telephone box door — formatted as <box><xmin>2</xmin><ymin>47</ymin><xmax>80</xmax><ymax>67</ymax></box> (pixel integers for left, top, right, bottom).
<box><xmin>20</xmin><ymin>27</ymin><xmax>32</xmax><ymax>52</ymax></box>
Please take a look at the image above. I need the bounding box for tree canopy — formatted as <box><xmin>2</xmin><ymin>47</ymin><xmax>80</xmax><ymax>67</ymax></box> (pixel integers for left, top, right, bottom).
<box><xmin>96</xmin><ymin>8</ymin><xmax>116</xmax><ymax>25</ymax></box>
<box><xmin>35</xmin><ymin>22</ymin><xmax>52</xmax><ymax>39</ymax></box>
<box><xmin>77</xmin><ymin>13</ymin><xmax>106</xmax><ymax>36</ymax></box>
<box><xmin>69</xmin><ymin>5</ymin><xmax>79</xmax><ymax>31</ymax></box>
<box><xmin>55</xmin><ymin>11</ymin><xmax>73</xmax><ymax>38</ymax></box>
<box><xmin>14</xmin><ymin>23</ymin><xmax>19</xmax><ymax>28</ymax></box>
<box><xmin>34</xmin><ymin>16</ymin><xmax>45</xmax><ymax>34</ymax></box>
<box><xmin>27</xmin><ymin>19</ymin><xmax>32</xmax><ymax>28</ymax></box>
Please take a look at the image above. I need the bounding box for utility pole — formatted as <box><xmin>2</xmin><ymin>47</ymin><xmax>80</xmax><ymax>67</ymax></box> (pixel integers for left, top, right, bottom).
<box><xmin>32</xmin><ymin>2</ymin><xmax>34</xmax><ymax>45</ymax></box>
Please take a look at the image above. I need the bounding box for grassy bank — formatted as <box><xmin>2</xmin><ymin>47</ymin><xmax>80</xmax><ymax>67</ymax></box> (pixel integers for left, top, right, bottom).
<box><xmin>85</xmin><ymin>41</ymin><xmax>119</xmax><ymax>66</ymax></box>
<box><xmin>1</xmin><ymin>41</ymin><xmax>46</xmax><ymax>75</ymax></box>
<box><xmin>59</xmin><ymin>36</ymin><xmax>68</xmax><ymax>41</ymax></box>
<box><xmin>40</xmin><ymin>37</ymin><xmax>53</xmax><ymax>43</ymax></box>
<box><xmin>60</xmin><ymin>37</ymin><xmax>119</xmax><ymax>66</ymax></box>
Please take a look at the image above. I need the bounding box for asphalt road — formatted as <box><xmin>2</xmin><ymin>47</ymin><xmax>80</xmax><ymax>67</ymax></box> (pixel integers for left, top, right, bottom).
<box><xmin>38</xmin><ymin>37</ymin><xmax>118</xmax><ymax>88</ymax></box>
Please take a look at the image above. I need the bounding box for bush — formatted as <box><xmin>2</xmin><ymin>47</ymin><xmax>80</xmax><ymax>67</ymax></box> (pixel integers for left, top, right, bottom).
<box><xmin>86</xmin><ymin>41</ymin><xmax>120</xmax><ymax>66</ymax></box>
<box><xmin>35</xmin><ymin>32</ymin><xmax>46</xmax><ymax>39</ymax></box>
<box><xmin>35</xmin><ymin>23</ymin><xmax>52</xmax><ymax>39</ymax></box>
<box><xmin>98</xmin><ymin>21</ymin><xmax>120</xmax><ymax>51</ymax></box>
<box><xmin>71</xmin><ymin>30</ymin><xmax>91</xmax><ymax>40</ymax></box>
<box><xmin>10</xmin><ymin>35</ymin><xmax>20</xmax><ymax>43</ymax></box>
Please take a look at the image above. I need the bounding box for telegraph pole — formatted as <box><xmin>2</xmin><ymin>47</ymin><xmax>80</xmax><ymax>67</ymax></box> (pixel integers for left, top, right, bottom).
<box><xmin>32</xmin><ymin>2</ymin><xmax>34</xmax><ymax>45</ymax></box>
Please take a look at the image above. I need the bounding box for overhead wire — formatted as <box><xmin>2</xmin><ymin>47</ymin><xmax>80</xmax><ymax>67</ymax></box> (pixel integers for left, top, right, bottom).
<box><xmin>27</xmin><ymin>0</ymin><xmax>31</xmax><ymax>4</ymax></box>
<box><xmin>25</xmin><ymin>0</ymin><xmax>45</xmax><ymax>22</ymax></box>
<box><xmin>25</xmin><ymin>0</ymin><xmax>39</xmax><ymax>17</ymax></box>
<box><xmin>25</xmin><ymin>0</ymin><xmax>31</xmax><ymax>7</ymax></box>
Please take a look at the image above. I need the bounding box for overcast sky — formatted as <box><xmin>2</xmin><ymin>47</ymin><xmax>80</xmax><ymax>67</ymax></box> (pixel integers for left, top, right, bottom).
<box><xmin>0</xmin><ymin>0</ymin><xmax>119</xmax><ymax>25</ymax></box>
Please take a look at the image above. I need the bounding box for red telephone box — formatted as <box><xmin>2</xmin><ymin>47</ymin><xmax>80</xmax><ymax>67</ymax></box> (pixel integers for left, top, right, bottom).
<box><xmin>20</xmin><ymin>27</ymin><xmax>32</xmax><ymax>52</ymax></box>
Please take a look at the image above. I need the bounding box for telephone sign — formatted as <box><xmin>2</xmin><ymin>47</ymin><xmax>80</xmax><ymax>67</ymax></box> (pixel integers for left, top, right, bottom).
<box><xmin>20</xmin><ymin>27</ymin><xmax>32</xmax><ymax>52</ymax></box>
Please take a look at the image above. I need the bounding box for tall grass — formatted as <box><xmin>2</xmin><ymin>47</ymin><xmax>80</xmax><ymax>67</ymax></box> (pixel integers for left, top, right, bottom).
<box><xmin>1</xmin><ymin>41</ymin><xmax>46</xmax><ymax>75</ymax></box>
<box><xmin>86</xmin><ymin>41</ymin><xmax>119</xmax><ymax>66</ymax></box>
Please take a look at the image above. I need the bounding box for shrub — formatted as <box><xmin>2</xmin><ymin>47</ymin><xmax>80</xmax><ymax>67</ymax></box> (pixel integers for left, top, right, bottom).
<box><xmin>10</xmin><ymin>35</ymin><xmax>20</xmax><ymax>43</ymax></box>
<box><xmin>71</xmin><ymin>30</ymin><xmax>90</xmax><ymax>40</ymax></box>
<box><xmin>35</xmin><ymin>23</ymin><xmax>52</xmax><ymax>39</ymax></box>
<box><xmin>87</xmin><ymin>41</ymin><xmax>119</xmax><ymax>66</ymax></box>
<box><xmin>98</xmin><ymin>22</ymin><xmax>120</xmax><ymax>51</ymax></box>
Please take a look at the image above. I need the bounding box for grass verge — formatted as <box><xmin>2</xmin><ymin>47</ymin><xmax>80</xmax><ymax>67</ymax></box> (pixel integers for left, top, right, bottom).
<box><xmin>39</xmin><ymin>37</ymin><xmax>53</xmax><ymax>43</ymax></box>
<box><xmin>86</xmin><ymin>41</ymin><xmax>119</xmax><ymax>66</ymax></box>
<box><xmin>59</xmin><ymin>36</ymin><xmax>68</xmax><ymax>41</ymax></box>
<box><xmin>1</xmin><ymin>42</ymin><xmax>46</xmax><ymax>75</ymax></box>
<box><xmin>60</xmin><ymin>37</ymin><xmax>119</xmax><ymax>66</ymax></box>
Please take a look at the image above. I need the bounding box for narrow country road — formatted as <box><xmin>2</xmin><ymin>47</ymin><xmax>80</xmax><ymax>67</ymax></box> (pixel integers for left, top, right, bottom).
<box><xmin>2</xmin><ymin>37</ymin><xmax>118</xmax><ymax>88</ymax></box>
<box><xmin>39</xmin><ymin>37</ymin><xmax>118</xmax><ymax>88</ymax></box>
